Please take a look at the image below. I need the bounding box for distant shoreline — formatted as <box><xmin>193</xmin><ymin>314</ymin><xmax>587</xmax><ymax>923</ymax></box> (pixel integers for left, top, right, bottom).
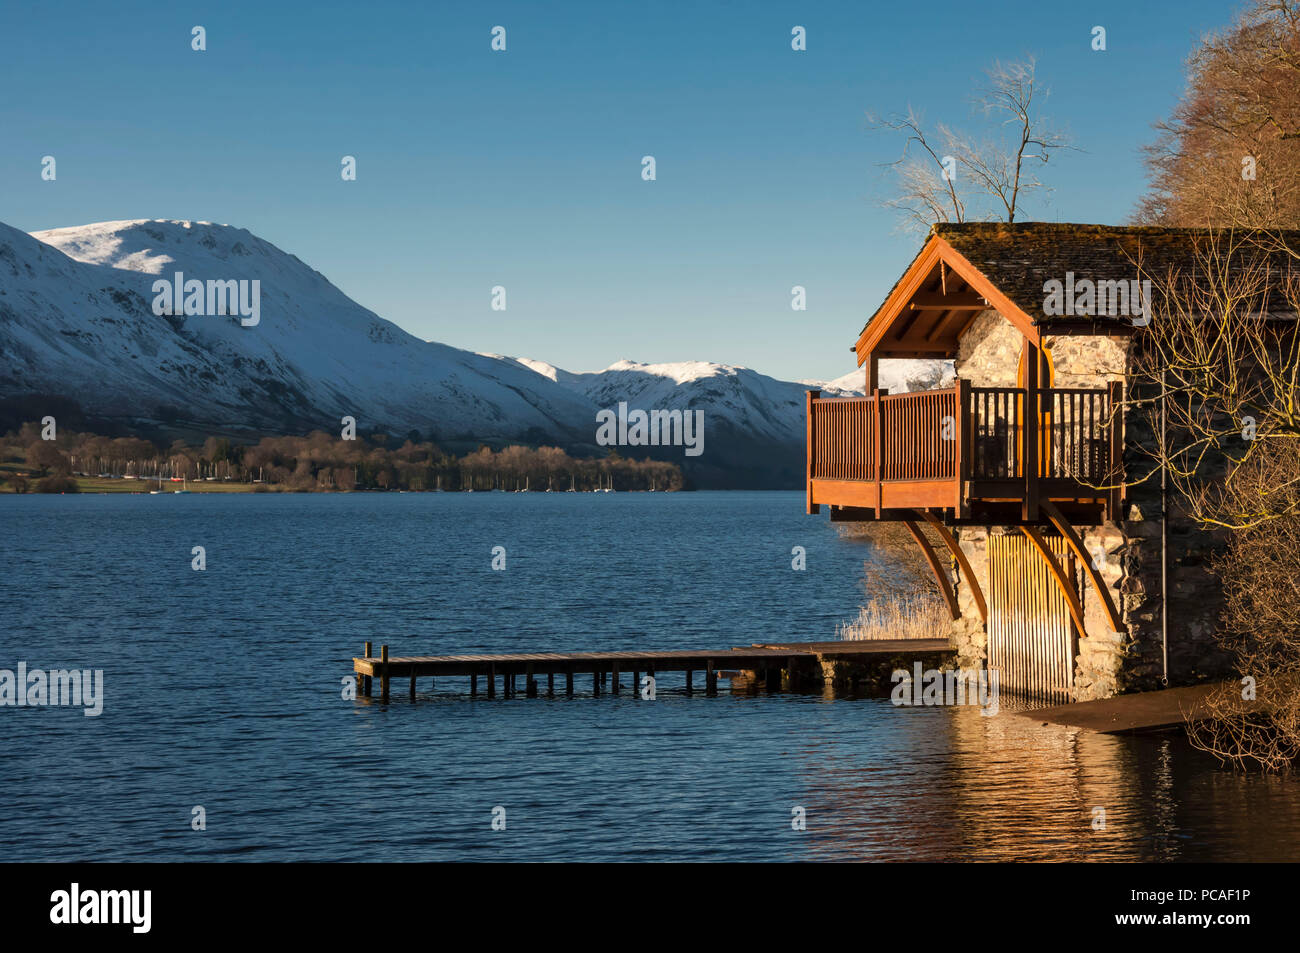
<box><xmin>0</xmin><ymin>473</ymin><xmax>688</xmax><ymax>495</ymax></box>
<box><xmin>0</xmin><ymin>427</ymin><xmax>686</xmax><ymax>494</ymax></box>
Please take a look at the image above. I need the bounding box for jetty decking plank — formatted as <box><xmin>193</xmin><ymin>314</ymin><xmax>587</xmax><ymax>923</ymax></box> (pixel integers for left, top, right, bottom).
<box><xmin>351</xmin><ymin>638</ymin><xmax>953</xmax><ymax>687</ymax></box>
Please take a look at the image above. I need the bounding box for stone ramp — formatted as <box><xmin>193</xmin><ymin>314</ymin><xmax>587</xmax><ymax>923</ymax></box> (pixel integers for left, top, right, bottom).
<box><xmin>1018</xmin><ymin>681</ymin><xmax>1250</xmax><ymax>734</ymax></box>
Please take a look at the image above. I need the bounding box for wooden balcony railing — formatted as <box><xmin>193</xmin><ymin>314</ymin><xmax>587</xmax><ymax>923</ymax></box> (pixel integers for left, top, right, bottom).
<box><xmin>970</xmin><ymin>386</ymin><xmax>1021</xmax><ymax>479</ymax></box>
<box><xmin>970</xmin><ymin>386</ymin><xmax>1115</xmax><ymax>480</ymax></box>
<box><xmin>809</xmin><ymin>388</ymin><xmax>958</xmax><ymax>482</ymax></box>
<box><xmin>1039</xmin><ymin>387</ymin><xmax>1114</xmax><ymax>483</ymax></box>
<box><xmin>809</xmin><ymin>394</ymin><xmax>876</xmax><ymax>481</ymax></box>
<box><xmin>881</xmin><ymin>389</ymin><xmax>958</xmax><ymax>481</ymax></box>
<box><xmin>806</xmin><ymin>381</ymin><xmax>1122</xmax><ymax>519</ymax></box>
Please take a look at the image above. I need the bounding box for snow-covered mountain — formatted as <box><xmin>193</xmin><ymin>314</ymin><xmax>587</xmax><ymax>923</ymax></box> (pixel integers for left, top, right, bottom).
<box><xmin>485</xmin><ymin>357</ymin><xmax>880</xmax><ymax>488</ymax></box>
<box><xmin>802</xmin><ymin>359</ymin><xmax>954</xmax><ymax>396</ymax></box>
<box><xmin>2</xmin><ymin>219</ymin><xmax>594</xmax><ymax>441</ymax></box>
<box><xmin>492</xmin><ymin>357</ymin><xmax>862</xmax><ymax>446</ymax></box>
<box><xmin>500</xmin><ymin>357</ymin><xmax>948</xmax><ymax>486</ymax></box>
<box><xmin>1</xmin><ymin>218</ymin><xmax>947</xmax><ymax>487</ymax></box>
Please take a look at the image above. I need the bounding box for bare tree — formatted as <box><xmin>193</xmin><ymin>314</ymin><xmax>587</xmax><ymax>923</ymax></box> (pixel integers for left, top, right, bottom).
<box><xmin>1128</xmin><ymin>232</ymin><xmax>1300</xmax><ymax>531</ymax></box>
<box><xmin>871</xmin><ymin>58</ymin><xmax>1071</xmax><ymax>230</ymax></box>
<box><xmin>25</xmin><ymin>441</ymin><xmax>69</xmax><ymax>477</ymax></box>
<box><xmin>1183</xmin><ymin>440</ymin><xmax>1300</xmax><ymax>772</ymax></box>
<box><xmin>870</xmin><ymin>107</ymin><xmax>967</xmax><ymax>230</ymax></box>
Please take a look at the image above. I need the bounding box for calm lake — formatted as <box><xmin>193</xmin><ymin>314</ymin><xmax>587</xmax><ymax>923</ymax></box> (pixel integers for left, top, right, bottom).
<box><xmin>3</xmin><ymin>490</ymin><xmax>1299</xmax><ymax>861</ymax></box>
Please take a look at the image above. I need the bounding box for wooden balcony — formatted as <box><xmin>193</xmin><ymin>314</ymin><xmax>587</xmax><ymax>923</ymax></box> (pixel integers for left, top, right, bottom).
<box><xmin>805</xmin><ymin>381</ymin><xmax>1122</xmax><ymax>524</ymax></box>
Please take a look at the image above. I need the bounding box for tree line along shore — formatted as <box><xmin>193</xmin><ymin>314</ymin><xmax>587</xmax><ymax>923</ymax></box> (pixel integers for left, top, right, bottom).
<box><xmin>0</xmin><ymin>422</ymin><xmax>684</xmax><ymax>494</ymax></box>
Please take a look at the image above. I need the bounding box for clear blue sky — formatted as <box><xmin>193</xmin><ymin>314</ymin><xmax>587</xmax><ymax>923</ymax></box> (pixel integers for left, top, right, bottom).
<box><xmin>1</xmin><ymin>0</ymin><xmax>1233</xmax><ymax>381</ymax></box>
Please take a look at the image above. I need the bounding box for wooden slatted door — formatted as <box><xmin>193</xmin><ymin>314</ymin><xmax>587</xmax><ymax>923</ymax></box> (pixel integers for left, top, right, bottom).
<box><xmin>987</xmin><ymin>533</ymin><xmax>1076</xmax><ymax>702</ymax></box>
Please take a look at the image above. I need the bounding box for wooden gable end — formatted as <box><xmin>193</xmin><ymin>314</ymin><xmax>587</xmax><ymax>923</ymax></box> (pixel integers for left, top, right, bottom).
<box><xmin>854</xmin><ymin>234</ymin><xmax>1042</xmax><ymax>366</ymax></box>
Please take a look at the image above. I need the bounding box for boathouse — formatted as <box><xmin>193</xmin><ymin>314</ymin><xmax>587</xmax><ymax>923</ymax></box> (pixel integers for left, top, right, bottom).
<box><xmin>806</xmin><ymin>223</ymin><xmax>1252</xmax><ymax>702</ymax></box>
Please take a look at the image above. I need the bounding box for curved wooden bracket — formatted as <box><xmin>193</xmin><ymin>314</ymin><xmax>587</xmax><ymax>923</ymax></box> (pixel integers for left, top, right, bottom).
<box><xmin>903</xmin><ymin>520</ymin><xmax>960</xmax><ymax>621</ymax></box>
<box><xmin>1040</xmin><ymin>501</ymin><xmax>1124</xmax><ymax>633</ymax></box>
<box><xmin>1019</xmin><ymin>526</ymin><xmax>1087</xmax><ymax>636</ymax></box>
<box><xmin>916</xmin><ymin>510</ymin><xmax>987</xmax><ymax>625</ymax></box>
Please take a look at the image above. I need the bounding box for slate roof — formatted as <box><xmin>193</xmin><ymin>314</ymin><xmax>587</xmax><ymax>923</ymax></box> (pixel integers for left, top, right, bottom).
<box><xmin>866</xmin><ymin>222</ymin><xmax>1300</xmax><ymax>334</ymax></box>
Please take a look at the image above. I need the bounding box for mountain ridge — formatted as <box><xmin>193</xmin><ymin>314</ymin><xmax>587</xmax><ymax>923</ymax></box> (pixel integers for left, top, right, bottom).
<box><xmin>2</xmin><ymin>219</ymin><xmax>946</xmax><ymax>487</ymax></box>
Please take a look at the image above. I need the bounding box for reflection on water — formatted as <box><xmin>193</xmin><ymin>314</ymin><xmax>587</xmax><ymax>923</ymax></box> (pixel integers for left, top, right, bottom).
<box><xmin>795</xmin><ymin>699</ymin><xmax>1300</xmax><ymax>861</ymax></box>
<box><xmin>2</xmin><ymin>491</ymin><xmax>1298</xmax><ymax>861</ymax></box>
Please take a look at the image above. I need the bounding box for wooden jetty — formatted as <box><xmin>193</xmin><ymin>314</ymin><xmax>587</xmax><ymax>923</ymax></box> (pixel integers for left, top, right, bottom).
<box><xmin>352</xmin><ymin>638</ymin><xmax>952</xmax><ymax>701</ymax></box>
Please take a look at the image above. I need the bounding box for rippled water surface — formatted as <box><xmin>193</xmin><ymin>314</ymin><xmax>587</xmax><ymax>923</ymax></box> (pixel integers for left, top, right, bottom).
<box><xmin>3</xmin><ymin>491</ymin><xmax>1299</xmax><ymax>861</ymax></box>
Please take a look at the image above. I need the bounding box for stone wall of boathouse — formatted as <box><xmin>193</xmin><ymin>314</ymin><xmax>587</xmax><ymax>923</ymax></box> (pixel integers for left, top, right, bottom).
<box><xmin>941</xmin><ymin>309</ymin><xmax>1227</xmax><ymax>700</ymax></box>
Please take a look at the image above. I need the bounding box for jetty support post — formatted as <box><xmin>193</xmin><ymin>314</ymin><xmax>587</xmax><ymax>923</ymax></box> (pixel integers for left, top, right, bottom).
<box><xmin>526</xmin><ymin>663</ymin><xmax>537</xmax><ymax>698</ymax></box>
<box><xmin>686</xmin><ymin>668</ymin><xmax>693</xmax><ymax>694</ymax></box>
<box><xmin>488</xmin><ymin>663</ymin><xmax>496</xmax><ymax>699</ymax></box>
<box><xmin>706</xmin><ymin>659</ymin><xmax>717</xmax><ymax>696</ymax></box>
<box><xmin>612</xmin><ymin>662</ymin><xmax>620</xmax><ymax>695</ymax></box>
<box><xmin>547</xmin><ymin>671</ymin><xmax>554</xmax><ymax>697</ymax></box>
<box><xmin>362</xmin><ymin>641</ymin><xmax>372</xmax><ymax>697</ymax></box>
<box><xmin>565</xmin><ymin>667</ymin><xmax>574</xmax><ymax>696</ymax></box>
<box><xmin>471</xmin><ymin>673</ymin><xmax>478</xmax><ymax>697</ymax></box>
<box><xmin>380</xmin><ymin>644</ymin><xmax>390</xmax><ymax>702</ymax></box>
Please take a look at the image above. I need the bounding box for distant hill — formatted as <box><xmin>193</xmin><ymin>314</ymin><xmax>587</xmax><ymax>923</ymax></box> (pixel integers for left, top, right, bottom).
<box><xmin>0</xmin><ymin>218</ymin><xmax>946</xmax><ymax>488</ymax></box>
